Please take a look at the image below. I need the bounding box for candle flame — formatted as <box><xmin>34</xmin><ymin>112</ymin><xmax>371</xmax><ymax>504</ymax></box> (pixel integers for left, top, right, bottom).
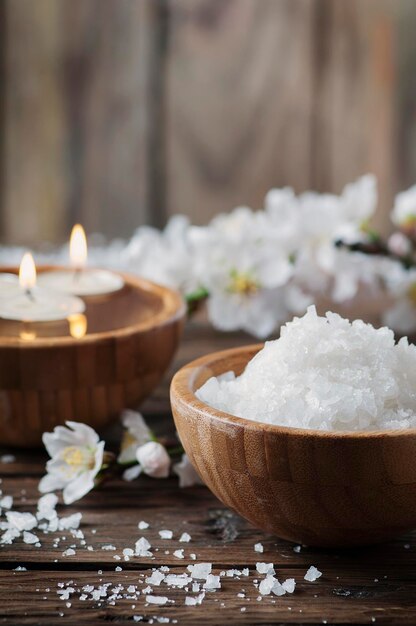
<box><xmin>70</xmin><ymin>224</ymin><xmax>87</xmax><ymax>269</ymax></box>
<box><xmin>68</xmin><ymin>313</ymin><xmax>87</xmax><ymax>339</ymax></box>
<box><xmin>19</xmin><ymin>252</ymin><xmax>37</xmax><ymax>290</ymax></box>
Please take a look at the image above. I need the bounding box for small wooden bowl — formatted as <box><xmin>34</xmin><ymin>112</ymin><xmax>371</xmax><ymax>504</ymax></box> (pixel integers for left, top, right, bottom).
<box><xmin>171</xmin><ymin>345</ymin><xmax>416</xmax><ymax>547</ymax></box>
<box><xmin>0</xmin><ymin>266</ymin><xmax>185</xmax><ymax>447</ymax></box>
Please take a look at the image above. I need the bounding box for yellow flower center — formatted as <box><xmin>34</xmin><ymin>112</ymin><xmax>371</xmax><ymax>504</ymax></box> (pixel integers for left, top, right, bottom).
<box><xmin>120</xmin><ymin>432</ymin><xmax>137</xmax><ymax>453</ymax></box>
<box><xmin>228</xmin><ymin>270</ymin><xmax>258</xmax><ymax>295</ymax></box>
<box><xmin>61</xmin><ymin>446</ymin><xmax>94</xmax><ymax>470</ymax></box>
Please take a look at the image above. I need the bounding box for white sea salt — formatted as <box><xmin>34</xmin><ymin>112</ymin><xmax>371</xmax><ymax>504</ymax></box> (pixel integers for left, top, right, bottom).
<box><xmin>187</xmin><ymin>563</ymin><xmax>212</xmax><ymax>580</ymax></box>
<box><xmin>146</xmin><ymin>595</ymin><xmax>168</xmax><ymax>605</ymax></box>
<box><xmin>304</xmin><ymin>566</ymin><xmax>322</xmax><ymax>582</ymax></box>
<box><xmin>6</xmin><ymin>511</ymin><xmax>37</xmax><ymax>531</ymax></box>
<box><xmin>254</xmin><ymin>542</ymin><xmax>264</xmax><ymax>553</ymax></box>
<box><xmin>282</xmin><ymin>578</ymin><xmax>296</xmax><ymax>593</ymax></box>
<box><xmin>135</xmin><ymin>537</ymin><xmax>152</xmax><ymax>556</ymax></box>
<box><xmin>173</xmin><ymin>549</ymin><xmax>184</xmax><ymax>559</ymax></box>
<box><xmin>256</xmin><ymin>562</ymin><xmax>275</xmax><ymax>575</ymax></box>
<box><xmin>197</xmin><ymin>306</ymin><xmax>416</xmax><ymax>431</ymax></box>
<box><xmin>203</xmin><ymin>574</ymin><xmax>221</xmax><ymax>590</ymax></box>
<box><xmin>179</xmin><ymin>532</ymin><xmax>191</xmax><ymax>543</ymax></box>
<box><xmin>159</xmin><ymin>530</ymin><xmax>173</xmax><ymax>539</ymax></box>
<box><xmin>138</xmin><ymin>521</ymin><xmax>149</xmax><ymax>530</ymax></box>
<box><xmin>23</xmin><ymin>531</ymin><xmax>39</xmax><ymax>544</ymax></box>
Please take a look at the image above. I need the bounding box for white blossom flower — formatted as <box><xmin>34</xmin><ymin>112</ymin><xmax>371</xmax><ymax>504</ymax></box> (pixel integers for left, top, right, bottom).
<box><xmin>189</xmin><ymin>206</ymin><xmax>295</xmax><ymax>337</ymax></box>
<box><xmin>136</xmin><ymin>441</ymin><xmax>171</xmax><ymax>478</ymax></box>
<box><xmin>173</xmin><ymin>454</ymin><xmax>204</xmax><ymax>488</ymax></box>
<box><xmin>39</xmin><ymin>422</ymin><xmax>104</xmax><ymax>504</ymax></box>
<box><xmin>118</xmin><ymin>410</ymin><xmax>153</xmax><ymax>464</ymax></box>
<box><xmin>120</xmin><ymin>215</ymin><xmax>196</xmax><ymax>291</ymax></box>
<box><xmin>387</xmin><ymin>232</ymin><xmax>412</xmax><ymax>257</ymax></box>
<box><xmin>383</xmin><ymin>265</ymin><xmax>416</xmax><ymax>334</ymax></box>
<box><xmin>392</xmin><ymin>184</ymin><xmax>416</xmax><ymax>228</ymax></box>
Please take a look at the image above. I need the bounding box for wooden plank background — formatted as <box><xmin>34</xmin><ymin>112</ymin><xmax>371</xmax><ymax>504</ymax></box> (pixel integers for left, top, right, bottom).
<box><xmin>1</xmin><ymin>0</ymin><xmax>416</xmax><ymax>245</ymax></box>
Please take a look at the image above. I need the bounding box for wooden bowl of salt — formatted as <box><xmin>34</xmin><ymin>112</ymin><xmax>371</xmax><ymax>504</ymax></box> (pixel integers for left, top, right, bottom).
<box><xmin>0</xmin><ymin>267</ymin><xmax>185</xmax><ymax>447</ymax></box>
<box><xmin>171</xmin><ymin>345</ymin><xmax>416</xmax><ymax>548</ymax></box>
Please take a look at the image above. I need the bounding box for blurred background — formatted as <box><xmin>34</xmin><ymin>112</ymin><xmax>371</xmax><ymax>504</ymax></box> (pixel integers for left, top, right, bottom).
<box><xmin>1</xmin><ymin>0</ymin><xmax>416</xmax><ymax>246</ymax></box>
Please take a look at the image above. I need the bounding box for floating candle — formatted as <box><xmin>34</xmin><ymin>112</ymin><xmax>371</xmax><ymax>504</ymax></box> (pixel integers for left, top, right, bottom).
<box><xmin>0</xmin><ymin>273</ymin><xmax>20</xmax><ymax>298</ymax></box>
<box><xmin>37</xmin><ymin>224</ymin><xmax>124</xmax><ymax>296</ymax></box>
<box><xmin>0</xmin><ymin>253</ymin><xmax>85</xmax><ymax>322</ymax></box>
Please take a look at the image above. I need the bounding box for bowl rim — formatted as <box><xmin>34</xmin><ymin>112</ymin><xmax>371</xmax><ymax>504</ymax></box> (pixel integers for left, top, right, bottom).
<box><xmin>171</xmin><ymin>343</ymin><xmax>416</xmax><ymax>439</ymax></box>
<box><xmin>0</xmin><ymin>265</ymin><xmax>186</xmax><ymax>348</ymax></box>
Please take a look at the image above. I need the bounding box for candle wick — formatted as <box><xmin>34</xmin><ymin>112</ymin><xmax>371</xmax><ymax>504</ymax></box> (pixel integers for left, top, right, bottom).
<box><xmin>25</xmin><ymin>288</ymin><xmax>35</xmax><ymax>302</ymax></box>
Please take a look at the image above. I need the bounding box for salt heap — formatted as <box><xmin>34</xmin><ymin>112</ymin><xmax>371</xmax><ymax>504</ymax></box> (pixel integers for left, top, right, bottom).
<box><xmin>196</xmin><ymin>306</ymin><xmax>416</xmax><ymax>431</ymax></box>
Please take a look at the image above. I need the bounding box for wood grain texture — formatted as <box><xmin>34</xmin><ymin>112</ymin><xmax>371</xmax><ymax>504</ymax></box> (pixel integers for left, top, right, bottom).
<box><xmin>0</xmin><ymin>268</ymin><xmax>185</xmax><ymax>447</ymax></box>
<box><xmin>0</xmin><ymin>330</ymin><xmax>414</xmax><ymax>624</ymax></box>
<box><xmin>171</xmin><ymin>344</ymin><xmax>416</xmax><ymax>548</ymax></box>
<box><xmin>166</xmin><ymin>0</ymin><xmax>315</xmax><ymax>222</ymax></box>
<box><xmin>2</xmin><ymin>0</ymin><xmax>154</xmax><ymax>245</ymax></box>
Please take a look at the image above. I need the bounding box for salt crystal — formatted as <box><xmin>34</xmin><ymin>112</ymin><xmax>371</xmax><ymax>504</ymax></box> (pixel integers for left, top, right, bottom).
<box><xmin>179</xmin><ymin>532</ymin><xmax>191</xmax><ymax>543</ymax></box>
<box><xmin>62</xmin><ymin>548</ymin><xmax>75</xmax><ymax>557</ymax></box>
<box><xmin>0</xmin><ymin>454</ymin><xmax>15</xmax><ymax>463</ymax></box>
<box><xmin>197</xmin><ymin>307</ymin><xmax>416</xmax><ymax>432</ymax></box>
<box><xmin>146</xmin><ymin>571</ymin><xmax>165</xmax><ymax>586</ymax></box>
<box><xmin>23</xmin><ymin>531</ymin><xmax>39</xmax><ymax>545</ymax></box>
<box><xmin>0</xmin><ymin>496</ymin><xmax>13</xmax><ymax>509</ymax></box>
<box><xmin>254</xmin><ymin>542</ymin><xmax>264</xmax><ymax>553</ymax></box>
<box><xmin>256</xmin><ymin>562</ymin><xmax>275</xmax><ymax>575</ymax></box>
<box><xmin>6</xmin><ymin>511</ymin><xmax>37</xmax><ymax>531</ymax></box>
<box><xmin>138</xmin><ymin>521</ymin><xmax>149</xmax><ymax>530</ymax></box>
<box><xmin>304</xmin><ymin>566</ymin><xmax>322</xmax><ymax>582</ymax></box>
<box><xmin>165</xmin><ymin>574</ymin><xmax>191</xmax><ymax>588</ymax></box>
<box><xmin>123</xmin><ymin>548</ymin><xmax>134</xmax><ymax>558</ymax></box>
<box><xmin>102</xmin><ymin>544</ymin><xmax>116</xmax><ymax>551</ymax></box>
<box><xmin>259</xmin><ymin>576</ymin><xmax>276</xmax><ymax>596</ymax></box>
<box><xmin>135</xmin><ymin>537</ymin><xmax>152</xmax><ymax>556</ymax></box>
<box><xmin>187</xmin><ymin>563</ymin><xmax>212</xmax><ymax>580</ymax></box>
<box><xmin>293</xmin><ymin>545</ymin><xmax>302</xmax><ymax>553</ymax></box>
<box><xmin>115</xmin><ymin>566</ymin><xmax>123</xmax><ymax>572</ymax></box>
<box><xmin>173</xmin><ymin>549</ymin><xmax>184</xmax><ymax>559</ymax></box>
<box><xmin>14</xmin><ymin>566</ymin><xmax>27</xmax><ymax>571</ymax></box>
<box><xmin>282</xmin><ymin>578</ymin><xmax>296</xmax><ymax>593</ymax></box>
<box><xmin>146</xmin><ymin>595</ymin><xmax>168</xmax><ymax>605</ymax></box>
<box><xmin>58</xmin><ymin>513</ymin><xmax>82</xmax><ymax>530</ymax></box>
<box><xmin>159</xmin><ymin>530</ymin><xmax>173</xmax><ymax>539</ymax></box>
<box><xmin>185</xmin><ymin>592</ymin><xmax>205</xmax><ymax>606</ymax></box>
<box><xmin>203</xmin><ymin>574</ymin><xmax>221</xmax><ymax>590</ymax></box>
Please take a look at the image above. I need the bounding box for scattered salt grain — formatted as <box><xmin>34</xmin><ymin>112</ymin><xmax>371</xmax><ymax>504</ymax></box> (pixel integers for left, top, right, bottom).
<box><xmin>146</xmin><ymin>571</ymin><xmax>165</xmax><ymax>586</ymax></box>
<box><xmin>0</xmin><ymin>454</ymin><xmax>15</xmax><ymax>464</ymax></box>
<box><xmin>146</xmin><ymin>595</ymin><xmax>168</xmax><ymax>605</ymax></box>
<box><xmin>6</xmin><ymin>511</ymin><xmax>37</xmax><ymax>531</ymax></box>
<box><xmin>135</xmin><ymin>537</ymin><xmax>152</xmax><ymax>557</ymax></box>
<box><xmin>293</xmin><ymin>545</ymin><xmax>302</xmax><ymax>553</ymax></box>
<box><xmin>254</xmin><ymin>542</ymin><xmax>263</xmax><ymax>553</ymax></box>
<box><xmin>256</xmin><ymin>562</ymin><xmax>275</xmax><ymax>575</ymax></box>
<box><xmin>102</xmin><ymin>544</ymin><xmax>116</xmax><ymax>551</ymax></box>
<box><xmin>304</xmin><ymin>566</ymin><xmax>322</xmax><ymax>582</ymax></box>
<box><xmin>173</xmin><ymin>549</ymin><xmax>184</xmax><ymax>559</ymax></box>
<box><xmin>203</xmin><ymin>575</ymin><xmax>221</xmax><ymax>591</ymax></box>
<box><xmin>62</xmin><ymin>548</ymin><xmax>75</xmax><ymax>557</ymax></box>
<box><xmin>23</xmin><ymin>531</ymin><xmax>39</xmax><ymax>544</ymax></box>
<box><xmin>282</xmin><ymin>578</ymin><xmax>296</xmax><ymax>593</ymax></box>
<box><xmin>0</xmin><ymin>495</ymin><xmax>13</xmax><ymax>509</ymax></box>
<box><xmin>138</xmin><ymin>521</ymin><xmax>149</xmax><ymax>530</ymax></box>
<box><xmin>197</xmin><ymin>306</ymin><xmax>416</xmax><ymax>431</ymax></box>
<box><xmin>187</xmin><ymin>563</ymin><xmax>212</xmax><ymax>580</ymax></box>
<box><xmin>159</xmin><ymin>530</ymin><xmax>173</xmax><ymax>539</ymax></box>
<box><xmin>179</xmin><ymin>532</ymin><xmax>191</xmax><ymax>543</ymax></box>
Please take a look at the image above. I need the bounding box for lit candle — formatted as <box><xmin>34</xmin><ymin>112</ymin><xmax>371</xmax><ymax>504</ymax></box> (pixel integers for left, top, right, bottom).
<box><xmin>0</xmin><ymin>252</ymin><xmax>85</xmax><ymax>322</ymax></box>
<box><xmin>37</xmin><ymin>224</ymin><xmax>124</xmax><ymax>296</ymax></box>
<box><xmin>0</xmin><ymin>272</ymin><xmax>20</xmax><ymax>298</ymax></box>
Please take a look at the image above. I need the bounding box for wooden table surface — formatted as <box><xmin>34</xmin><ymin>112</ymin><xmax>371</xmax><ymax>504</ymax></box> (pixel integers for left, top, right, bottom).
<box><xmin>0</xmin><ymin>324</ymin><xmax>415</xmax><ymax>625</ymax></box>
